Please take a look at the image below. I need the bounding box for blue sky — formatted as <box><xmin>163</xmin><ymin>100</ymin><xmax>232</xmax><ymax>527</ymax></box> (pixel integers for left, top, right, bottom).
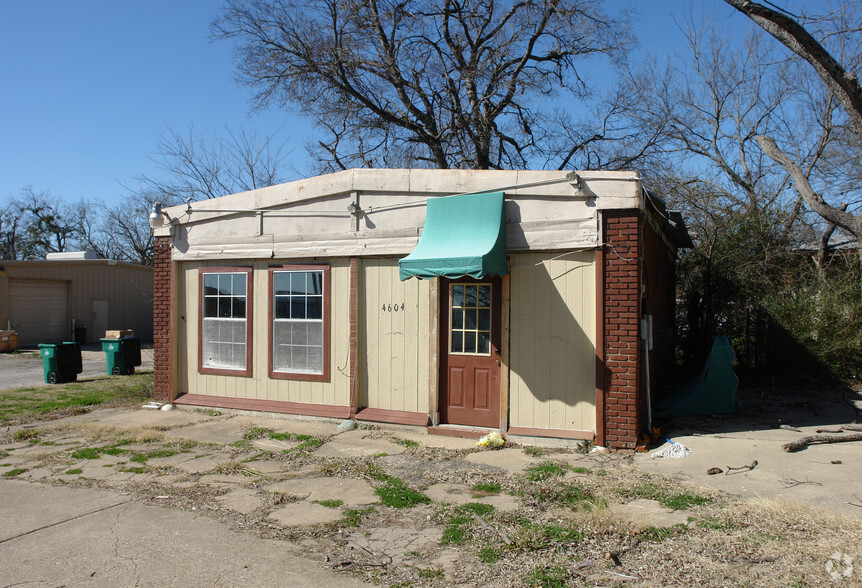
<box><xmin>0</xmin><ymin>0</ymin><xmax>720</xmax><ymax>208</ymax></box>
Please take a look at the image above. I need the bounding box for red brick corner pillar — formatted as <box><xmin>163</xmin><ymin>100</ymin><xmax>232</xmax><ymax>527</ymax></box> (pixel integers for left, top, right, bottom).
<box><xmin>152</xmin><ymin>236</ymin><xmax>173</xmax><ymax>402</ymax></box>
<box><xmin>600</xmin><ymin>210</ymin><xmax>642</xmax><ymax>449</ymax></box>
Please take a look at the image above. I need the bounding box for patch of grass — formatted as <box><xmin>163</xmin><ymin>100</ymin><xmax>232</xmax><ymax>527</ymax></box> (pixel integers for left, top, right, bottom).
<box><xmin>524</xmin><ymin>565</ymin><xmax>569</xmax><ymax>588</ymax></box>
<box><xmin>374</xmin><ymin>452</ymin><xmax>389</xmax><ymax>457</ymax></box>
<box><xmin>514</xmin><ymin>521</ymin><xmax>583</xmax><ymax>550</ymax></box>
<box><xmin>0</xmin><ymin>450</ymin><xmax>9</xmax><ymax>459</ymax></box>
<box><xmin>375</xmin><ymin>479</ymin><xmax>431</xmax><ymax>509</ymax></box>
<box><xmin>440</xmin><ymin>515</ymin><xmax>473</xmax><ymax>545</ymax></box>
<box><xmin>119</xmin><ymin>466</ymin><xmax>148</xmax><ymax>474</ymax></box>
<box><xmin>70</xmin><ymin>447</ymin><xmax>102</xmax><ymax>460</ymax></box>
<box><xmin>3</xmin><ymin>468</ymin><xmax>27</xmax><ymax>477</ymax></box>
<box><xmin>660</xmin><ymin>493</ymin><xmax>709</xmax><ymax>511</ymax></box>
<box><xmin>395</xmin><ymin>439</ymin><xmax>420</xmax><ymax>448</ymax></box>
<box><xmin>65</xmin><ymin>468</ymin><xmax>83</xmax><ymax>475</ymax></box>
<box><xmin>523</xmin><ymin>446</ymin><xmax>545</xmax><ymax>457</ymax></box>
<box><xmin>339</xmin><ymin>506</ymin><xmax>375</xmax><ymax>527</ymax></box>
<box><xmin>13</xmin><ymin>428</ymin><xmax>39</xmax><ymax>441</ymax></box>
<box><xmin>130</xmin><ymin>448</ymin><xmax>176</xmax><ymax>464</ymax></box>
<box><xmin>244</xmin><ymin>427</ymin><xmax>323</xmax><ymax>451</ymax></box>
<box><xmin>414</xmin><ymin>568</ymin><xmax>443</xmax><ymax>579</ymax></box>
<box><xmin>571</xmin><ymin>466</ymin><xmax>591</xmax><ymax>474</ymax></box>
<box><xmin>524</xmin><ymin>461</ymin><xmax>567</xmax><ymax>482</ymax></box>
<box><xmin>550</xmin><ymin>483</ymin><xmax>591</xmax><ymax>505</ymax></box>
<box><xmin>194</xmin><ymin>408</ymin><xmax>222</xmax><ymax>416</ymax></box>
<box><xmin>695</xmin><ymin>517</ymin><xmax>736</xmax><ymax>531</ymax></box>
<box><xmin>315</xmin><ymin>499</ymin><xmax>343</xmax><ymax>508</ymax></box>
<box><xmin>478</xmin><ymin>546</ymin><xmax>500</xmax><ymax>563</ymax></box>
<box><xmin>0</xmin><ymin>373</ymin><xmax>154</xmax><ymax>426</ymax></box>
<box><xmin>459</xmin><ymin>502</ymin><xmax>495</xmax><ymax>517</ymax></box>
<box><xmin>621</xmin><ymin>481</ymin><xmax>664</xmax><ymax>500</ymax></box>
<box><xmin>294</xmin><ymin>436</ymin><xmax>323</xmax><ymax>451</ymax></box>
<box><xmin>471</xmin><ymin>482</ymin><xmax>500</xmax><ymax>495</ymax></box>
<box><xmin>638</xmin><ymin>524</ymin><xmax>687</xmax><ymax>542</ymax></box>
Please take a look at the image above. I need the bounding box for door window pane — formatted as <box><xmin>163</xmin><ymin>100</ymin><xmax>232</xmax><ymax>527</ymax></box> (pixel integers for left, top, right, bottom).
<box><xmin>449</xmin><ymin>282</ymin><xmax>492</xmax><ymax>356</ymax></box>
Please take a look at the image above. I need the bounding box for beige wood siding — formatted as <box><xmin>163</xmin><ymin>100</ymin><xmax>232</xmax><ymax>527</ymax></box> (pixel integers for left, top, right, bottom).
<box><xmin>358</xmin><ymin>258</ymin><xmax>430</xmax><ymax>413</ymax></box>
<box><xmin>508</xmin><ymin>251</ymin><xmax>596</xmax><ymax>431</ymax></box>
<box><xmin>177</xmin><ymin>259</ymin><xmax>350</xmax><ymax>406</ymax></box>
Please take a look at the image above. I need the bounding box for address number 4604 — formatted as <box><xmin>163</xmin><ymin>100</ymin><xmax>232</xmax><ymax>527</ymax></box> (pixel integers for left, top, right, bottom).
<box><xmin>381</xmin><ymin>303</ymin><xmax>405</xmax><ymax>312</ymax></box>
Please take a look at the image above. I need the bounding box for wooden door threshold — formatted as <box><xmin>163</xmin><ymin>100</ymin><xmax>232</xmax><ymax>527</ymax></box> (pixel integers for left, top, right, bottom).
<box><xmin>427</xmin><ymin>424</ymin><xmax>497</xmax><ymax>440</ymax></box>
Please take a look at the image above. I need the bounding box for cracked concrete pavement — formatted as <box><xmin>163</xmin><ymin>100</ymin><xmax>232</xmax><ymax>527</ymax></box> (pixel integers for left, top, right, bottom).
<box><xmin>1</xmin><ymin>379</ymin><xmax>860</xmax><ymax>586</ymax></box>
<box><xmin>0</xmin><ymin>480</ymin><xmax>367</xmax><ymax>587</ymax></box>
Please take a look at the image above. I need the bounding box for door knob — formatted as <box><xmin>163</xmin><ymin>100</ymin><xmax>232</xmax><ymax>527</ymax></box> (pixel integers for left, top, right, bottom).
<box><xmin>495</xmin><ymin>359</ymin><xmax>501</xmax><ymax>366</ymax></box>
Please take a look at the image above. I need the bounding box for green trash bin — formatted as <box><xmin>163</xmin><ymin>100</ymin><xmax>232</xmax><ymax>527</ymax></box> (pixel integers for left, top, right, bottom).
<box><xmin>38</xmin><ymin>342</ymin><xmax>83</xmax><ymax>384</ymax></box>
<box><xmin>101</xmin><ymin>337</ymin><xmax>142</xmax><ymax>375</ymax></box>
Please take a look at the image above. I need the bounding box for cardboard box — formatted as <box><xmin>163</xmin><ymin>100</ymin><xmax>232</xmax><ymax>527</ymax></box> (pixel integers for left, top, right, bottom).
<box><xmin>0</xmin><ymin>330</ymin><xmax>18</xmax><ymax>353</ymax></box>
<box><xmin>104</xmin><ymin>330</ymin><xmax>134</xmax><ymax>339</ymax></box>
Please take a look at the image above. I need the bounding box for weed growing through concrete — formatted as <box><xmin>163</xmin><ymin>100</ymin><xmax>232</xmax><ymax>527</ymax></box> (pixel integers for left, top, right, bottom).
<box><xmin>315</xmin><ymin>499</ymin><xmax>343</xmax><ymax>508</ymax></box>
<box><xmin>244</xmin><ymin>426</ymin><xmax>324</xmax><ymax>452</ymax></box>
<box><xmin>472</xmin><ymin>482</ymin><xmax>501</xmax><ymax>496</ymax></box>
<box><xmin>3</xmin><ymin>468</ymin><xmax>27</xmax><ymax>477</ymax></box>
<box><xmin>524</xmin><ymin>461</ymin><xmax>567</xmax><ymax>482</ymax></box>
<box><xmin>375</xmin><ymin>477</ymin><xmax>431</xmax><ymax>508</ymax></box>
<box><xmin>65</xmin><ymin>468</ymin><xmax>83</xmax><ymax>475</ymax></box>
<box><xmin>129</xmin><ymin>449</ymin><xmax>175</xmax><ymax>464</ymax></box>
<box><xmin>441</xmin><ymin>515</ymin><xmax>473</xmax><ymax>545</ymax></box>
<box><xmin>119</xmin><ymin>466</ymin><xmax>148</xmax><ymax>474</ymax></box>
<box><xmin>338</xmin><ymin>506</ymin><xmax>375</xmax><ymax>527</ymax></box>
<box><xmin>413</xmin><ymin>567</ymin><xmax>443</xmax><ymax>579</ymax></box>
<box><xmin>395</xmin><ymin>439</ymin><xmax>420</xmax><ymax>448</ymax></box>
<box><xmin>13</xmin><ymin>428</ymin><xmax>39</xmax><ymax>441</ymax></box>
<box><xmin>523</xmin><ymin>446</ymin><xmax>545</xmax><ymax>457</ymax></box>
<box><xmin>70</xmin><ymin>447</ymin><xmax>101</xmax><ymax>460</ymax></box>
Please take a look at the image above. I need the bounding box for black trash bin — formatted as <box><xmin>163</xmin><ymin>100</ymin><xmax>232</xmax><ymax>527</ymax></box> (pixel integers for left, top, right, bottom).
<box><xmin>101</xmin><ymin>337</ymin><xmax>142</xmax><ymax>375</ymax></box>
<box><xmin>38</xmin><ymin>342</ymin><xmax>83</xmax><ymax>384</ymax></box>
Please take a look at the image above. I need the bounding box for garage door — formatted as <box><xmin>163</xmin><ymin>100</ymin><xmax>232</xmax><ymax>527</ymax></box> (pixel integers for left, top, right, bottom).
<box><xmin>8</xmin><ymin>279</ymin><xmax>70</xmax><ymax>346</ymax></box>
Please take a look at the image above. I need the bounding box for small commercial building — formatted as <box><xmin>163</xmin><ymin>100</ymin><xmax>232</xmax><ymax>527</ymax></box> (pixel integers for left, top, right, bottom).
<box><xmin>0</xmin><ymin>253</ymin><xmax>153</xmax><ymax>346</ymax></box>
<box><xmin>151</xmin><ymin>169</ymin><xmax>690</xmax><ymax>449</ymax></box>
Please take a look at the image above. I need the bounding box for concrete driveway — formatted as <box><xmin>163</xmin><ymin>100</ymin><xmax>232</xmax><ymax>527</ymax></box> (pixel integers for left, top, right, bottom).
<box><xmin>635</xmin><ymin>380</ymin><xmax>862</xmax><ymax>517</ymax></box>
<box><xmin>0</xmin><ymin>344</ymin><xmax>154</xmax><ymax>389</ymax></box>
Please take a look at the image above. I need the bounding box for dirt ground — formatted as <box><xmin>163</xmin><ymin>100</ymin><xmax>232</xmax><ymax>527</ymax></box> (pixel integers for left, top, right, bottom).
<box><xmin>1</xmin><ymin>381</ymin><xmax>861</xmax><ymax>587</ymax></box>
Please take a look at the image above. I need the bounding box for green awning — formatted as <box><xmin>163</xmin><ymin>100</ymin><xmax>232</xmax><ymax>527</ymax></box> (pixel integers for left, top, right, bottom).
<box><xmin>399</xmin><ymin>191</ymin><xmax>507</xmax><ymax>281</ymax></box>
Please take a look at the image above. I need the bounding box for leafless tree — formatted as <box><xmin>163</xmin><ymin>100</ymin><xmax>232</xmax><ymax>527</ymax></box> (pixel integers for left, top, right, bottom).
<box><xmin>723</xmin><ymin>0</ymin><xmax>862</xmax><ymax>267</ymax></box>
<box><xmin>132</xmin><ymin>125</ymin><xmax>290</xmax><ymax>204</ymax></box>
<box><xmin>213</xmin><ymin>0</ymin><xmax>634</xmax><ymax>171</ymax></box>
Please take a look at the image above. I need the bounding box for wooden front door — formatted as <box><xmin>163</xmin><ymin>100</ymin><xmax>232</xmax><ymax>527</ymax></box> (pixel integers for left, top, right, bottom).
<box><xmin>439</xmin><ymin>277</ymin><xmax>501</xmax><ymax>428</ymax></box>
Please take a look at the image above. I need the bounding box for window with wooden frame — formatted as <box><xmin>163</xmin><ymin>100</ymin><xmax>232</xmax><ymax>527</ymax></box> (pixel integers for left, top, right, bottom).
<box><xmin>199</xmin><ymin>267</ymin><xmax>253</xmax><ymax>376</ymax></box>
<box><xmin>450</xmin><ymin>282</ymin><xmax>493</xmax><ymax>355</ymax></box>
<box><xmin>268</xmin><ymin>264</ymin><xmax>330</xmax><ymax>381</ymax></box>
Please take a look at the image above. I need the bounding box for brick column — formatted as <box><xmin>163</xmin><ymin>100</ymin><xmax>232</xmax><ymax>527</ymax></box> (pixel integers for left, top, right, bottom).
<box><xmin>602</xmin><ymin>211</ymin><xmax>642</xmax><ymax>449</ymax></box>
<box><xmin>152</xmin><ymin>236</ymin><xmax>173</xmax><ymax>402</ymax></box>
